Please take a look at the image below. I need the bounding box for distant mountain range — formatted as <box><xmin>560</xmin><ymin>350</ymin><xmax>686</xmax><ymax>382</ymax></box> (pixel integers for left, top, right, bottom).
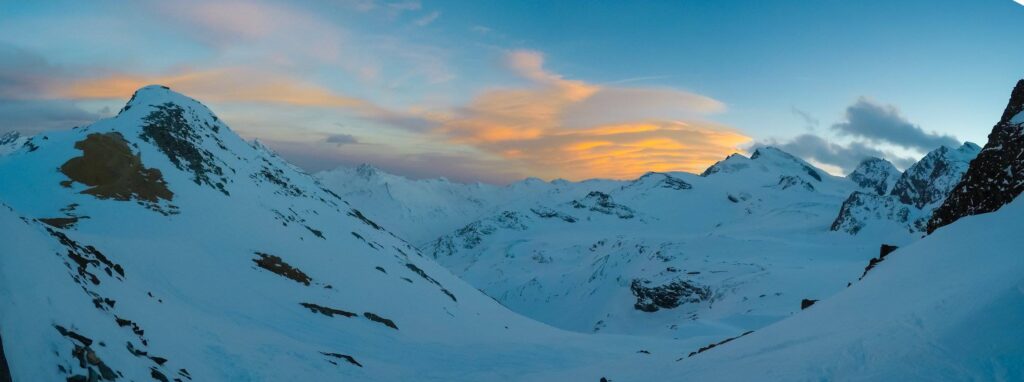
<box><xmin>1</xmin><ymin>79</ymin><xmax>1023</xmax><ymax>381</ymax></box>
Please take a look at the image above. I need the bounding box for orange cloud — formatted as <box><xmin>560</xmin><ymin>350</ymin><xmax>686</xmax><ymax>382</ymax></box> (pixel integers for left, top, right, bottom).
<box><xmin>435</xmin><ymin>50</ymin><xmax>750</xmax><ymax>180</ymax></box>
<box><xmin>480</xmin><ymin>121</ymin><xmax>751</xmax><ymax>180</ymax></box>
<box><xmin>58</xmin><ymin>68</ymin><xmax>368</xmax><ymax>108</ymax></box>
<box><xmin>54</xmin><ymin>67</ymin><xmax>435</xmax><ymax>131</ymax></box>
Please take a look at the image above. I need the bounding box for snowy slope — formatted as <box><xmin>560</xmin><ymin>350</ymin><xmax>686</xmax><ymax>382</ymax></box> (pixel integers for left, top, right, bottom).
<box><xmin>631</xmin><ymin>196</ymin><xmax>1024</xmax><ymax>381</ymax></box>
<box><xmin>422</xmin><ymin>146</ymin><xmax>902</xmax><ymax>340</ymax></box>
<box><xmin>0</xmin><ymin>85</ymin><xmax>676</xmax><ymax>381</ymax></box>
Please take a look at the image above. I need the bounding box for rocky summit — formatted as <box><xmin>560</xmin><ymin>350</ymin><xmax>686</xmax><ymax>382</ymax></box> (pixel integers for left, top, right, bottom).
<box><xmin>928</xmin><ymin>80</ymin><xmax>1024</xmax><ymax>233</ymax></box>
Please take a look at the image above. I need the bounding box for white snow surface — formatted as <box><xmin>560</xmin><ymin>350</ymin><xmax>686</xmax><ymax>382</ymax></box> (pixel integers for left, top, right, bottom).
<box><xmin>0</xmin><ymin>85</ymin><xmax>1020</xmax><ymax>381</ymax></box>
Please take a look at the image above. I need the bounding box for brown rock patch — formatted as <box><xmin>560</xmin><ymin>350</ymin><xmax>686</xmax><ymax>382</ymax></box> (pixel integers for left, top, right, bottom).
<box><xmin>253</xmin><ymin>252</ymin><xmax>312</xmax><ymax>286</ymax></box>
<box><xmin>60</xmin><ymin>132</ymin><xmax>173</xmax><ymax>202</ymax></box>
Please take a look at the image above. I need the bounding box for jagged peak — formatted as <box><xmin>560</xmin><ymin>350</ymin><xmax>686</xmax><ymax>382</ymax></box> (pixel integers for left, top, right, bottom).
<box><xmin>750</xmin><ymin>146</ymin><xmax>824</xmax><ymax>181</ymax></box>
<box><xmin>250</xmin><ymin>139</ymin><xmax>278</xmax><ymax>156</ymax></box>
<box><xmin>855</xmin><ymin>156</ymin><xmax>891</xmax><ymax>167</ymax></box>
<box><xmin>919</xmin><ymin>142</ymin><xmax>980</xmax><ymax>163</ymax></box>
<box><xmin>958</xmin><ymin>141</ymin><xmax>981</xmax><ymax>153</ymax></box>
<box><xmin>998</xmin><ymin>79</ymin><xmax>1024</xmax><ymax>123</ymax></box>
<box><xmin>848</xmin><ymin>157</ymin><xmax>899</xmax><ymax>195</ymax></box>
<box><xmin>623</xmin><ymin>172</ymin><xmax>692</xmax><ymax>191</ymax></box>
<box><xmin>749</xmin><ymin>146</ymin><xmax>790</xmax><ymax>160</ymax></box>
<box><xmin>699</xmin><ymin>152</ymin><xmax>748</xmax><ymax>177</ymax></box>
<box><xmin>849</xmin><ymin>156</ymin><xmax>898</xmax><ymax>177</ymax></box>
<box><xmin>355</xmin><ymin>163</ymin><xmax>380</xmax><ymax>178</ymax></box>
<box><xmin>122</xmin><ymin>85</ymin><xmax>191</xmax><ymax>111</ymax></box>
<box><xmin>118</xmin><ymin>85</ymin><xmax>225</xmax><ymax>128</ymax></box>
<box><xmin>0</xmin><ymin>131</ymin><xmax>21</xmax><ymax>146</ymax></box>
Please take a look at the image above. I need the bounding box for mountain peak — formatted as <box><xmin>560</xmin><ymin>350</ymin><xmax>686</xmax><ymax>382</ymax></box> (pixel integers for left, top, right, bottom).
<box><xmin>119</xmin><ymin>85</ymin><xmax>221</xmax><ymax>123</ymax></box>
<box><xmin>848</xmin><ymin>157</ymin><xmax>899</xmax><ymax>196</ymax></box>
<box><xmin>998</xmin><ymin>79</ymin><xmax>1024</xmax><ymax>124</ymax></box>
<box><xmin>355</xmin><ymin>163</ymin><xmax>379</xmax><ymax>178</ymax></box>
<box><xmin>890</xmin><ymin>143</ymin><xmax>979</xmax><ymax>209</ymax></box>
<box><xmin>958</xmin><ymin>141</ymin><xmax>981</xmax><ymax>153</ymax></box>
<box><xmin>928</xmin><ymin>79</ymin><xmax>1024</xmax><ymax>233</ymax></box>
<box><xmin>749</xmin><ymin>146</ymin><xmax>788</xmax><ymax>160</ymax></box>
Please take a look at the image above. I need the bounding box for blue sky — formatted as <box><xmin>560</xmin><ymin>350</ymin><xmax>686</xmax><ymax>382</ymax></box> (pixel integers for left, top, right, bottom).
<box><xmin>1</xmin><ymin>0</ymin><xmax>1022</xmax><ymax>182</ymax></box>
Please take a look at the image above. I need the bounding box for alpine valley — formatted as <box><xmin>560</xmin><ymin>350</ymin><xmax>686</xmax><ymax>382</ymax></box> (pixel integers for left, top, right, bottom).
<box><xmin>2</xmin><ymin>80</ymin><xmax>1023</xmax><ymax>381</ymax></box>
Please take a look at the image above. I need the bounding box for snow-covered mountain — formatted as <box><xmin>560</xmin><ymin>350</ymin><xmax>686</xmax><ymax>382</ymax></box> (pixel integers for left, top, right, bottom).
<box><xmin>315</xmin><ymin>165</ymin><xmax>615</xmax><ymax>243</ymax></box>
<box><xmin>0</xmin><ymin>86</ymin><xmax>674</xmax><ymax>381</ymax></box>
<box><xmin>830</xmin><ymin>142</ymin><xmax>979</xmax><ymax>234</ymax></box>
<box><xmin>847</xmin><ymin>157</ymin><xmax>900</xmax><ymax>196</ymax></box>
<box><xmin>0</xmin><ymin>131</ymin><xmax>26</xmax><ymax>156</ymax></box>
<box><xmin>420</xmin><ymin>146</ymin><xmax>892</xmax><ymax>340</ymax></box>
<box><xmin>3</xmin><ymin>80</ymin><xmax>1024</xmax><ymax>382</ymax></box>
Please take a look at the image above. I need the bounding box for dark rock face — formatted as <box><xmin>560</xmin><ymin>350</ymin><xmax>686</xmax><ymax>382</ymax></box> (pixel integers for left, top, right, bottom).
<box><xmin>684</xmin><ymin>330</ymin><xmax>754</xmax><ymax>358</ymax></box>
<box><xmin>530</xmin><ymin>207</ymin><xmax>578</xmax><ymax>223</ymax></box>
<box><xmin>0</xmin><ymin>331</ymin><xmax>11</xmax><ymax>382</ymax></box>
<box><xmin>321</xmin><ymin>352</ymin><xmax>362</xmax><ymax>367</ymax></box>
<box><xmin>140</xmin><ymin>102</ymin><xmax>231</xmax><ymax>195</ymax></box>
<box><xmin>0</xmin><ymin>131</ymin><xmax>17</xmax><ymax>145</ymax></box>
<box><xmin>776</xmin><ymin>175</ymin><xmax>815</xmax><ymax>191</ymax></box>
<box><xmin>860</xmin><ymin>244</ymin><xmax>899</xmax><ymax>279</ymax></box>
<box><xmin>363</xmin><ymin>312</ymin><xmax>398</xmax><ymax>330</ymax></box>
<box><xmin>253</xmin><ymin>252</ymin><xmax>312</xmax><ymax>286</ymax></box>
<box><xmin>832</xmin><ymin>143</ymin><xmax>979</xmax><ymax>234</ymax></box>
<box><xmin>700</xmin><ymin>153</ymin><xmax>748</xmax><ymax>176</ymax></box>
<box><xmin>623</xmin><ymin>172</ymin><xmax>692</xmax><ymax>191</ymax></box>
<box><xmin>890</xmin><ymin>143</ymin><xmax>980</xmax><ymax>209</ymax></box>
<box><xmin>571</xmin><ymin>191</ymin><xmax>635</xmax><ymax>219</ymax></box>
<box><xmin>800</xmin><ymin>299</ymin><xmax>817</xmax><ymax>310</ymax></box>
<box><xmin>300</xmin><ymin>302</ymin><xmax>356</xmax><ymax>318</ymax></box>
<box><xmin>848</xmin><ymin>157</ymin><xmax>899</xmax><ymax>195</ymax></box>
<box><xmin>630</xmin><ymin>278</ymin><xmax>711</xmax><ymax>312</ymax></box>
<box><xmin>830</xmin><ymin>192</ymin><xmax>911</xmax><ymax>234</ymax></box>
<box><xmin>928</xmin><ymin>80</ymin><xmax>1024</xmax><ymax>233</ymax></box>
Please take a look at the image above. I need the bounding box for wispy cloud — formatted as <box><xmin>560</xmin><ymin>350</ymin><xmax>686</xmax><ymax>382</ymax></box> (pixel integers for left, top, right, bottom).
<box><xmin>791</xmin><ymin>107</ymin><xmax>820</xmax><ymax>131</ymax></box>
<box><xmin>325</xmin><ymin>133</ymin><xmax>359</xmax><ymax>146</ymax></box>
<box><xmin>415</xmin><ymin>11</ymin><xmax>441</xmax><ymax>26</ymax></box>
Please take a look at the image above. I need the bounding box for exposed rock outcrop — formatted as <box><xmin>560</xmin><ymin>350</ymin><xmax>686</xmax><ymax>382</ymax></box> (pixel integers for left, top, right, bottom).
<box><xmin>847</xmin><ymin>157</ymin><xmax>900</xmax><ymax>195</ymax></box>
<box><xmin>830</xmin><ymin>192</ymin><xmax>911</xmax><ymax>234</ymax></box>
<box><xmin>891</xmin><ymin>142</ymin><xmax>980</xmax><ymax>209</ymax></box>
<box><xmin>571</xmin><ymin>191</ymin><xmax>635</xmax><ymax>219</ymax></box>
<box><xmin>630</xmin><ymin>278</ymin><xmax>711</xmax><ymax>312</ymax></box>
<box><xmin>928</xmin><ymin>80</ymin><xmax>1024</xmax><ymax>233</ymax></box>
<box><xmin>831</xmin><ymin>143</ymin><xmax>979</xmax><ymax>234</ymax></box>
<box><xmin>60</xmin><ymin>132</ymin><xmax>173</xmax><ymax>203</ymax></box>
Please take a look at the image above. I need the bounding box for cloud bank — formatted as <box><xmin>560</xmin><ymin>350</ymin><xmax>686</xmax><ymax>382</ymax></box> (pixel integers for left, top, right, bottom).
<box><xmin>432</xmin><ymin>50</ymin><xmax>747</xmax><ymax>180</ymax></box>
<box><xmin>832</xmin><ymin>98</ymin><xmax>959</xmax><ymax>151</ymax></box>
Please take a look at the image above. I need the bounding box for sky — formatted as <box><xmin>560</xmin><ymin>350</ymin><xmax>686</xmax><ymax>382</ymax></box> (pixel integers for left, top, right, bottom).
<box><xmin>1</xmin><ymin>0</ymin><xmax>1022</xmax><ymax>183</ymax></box>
